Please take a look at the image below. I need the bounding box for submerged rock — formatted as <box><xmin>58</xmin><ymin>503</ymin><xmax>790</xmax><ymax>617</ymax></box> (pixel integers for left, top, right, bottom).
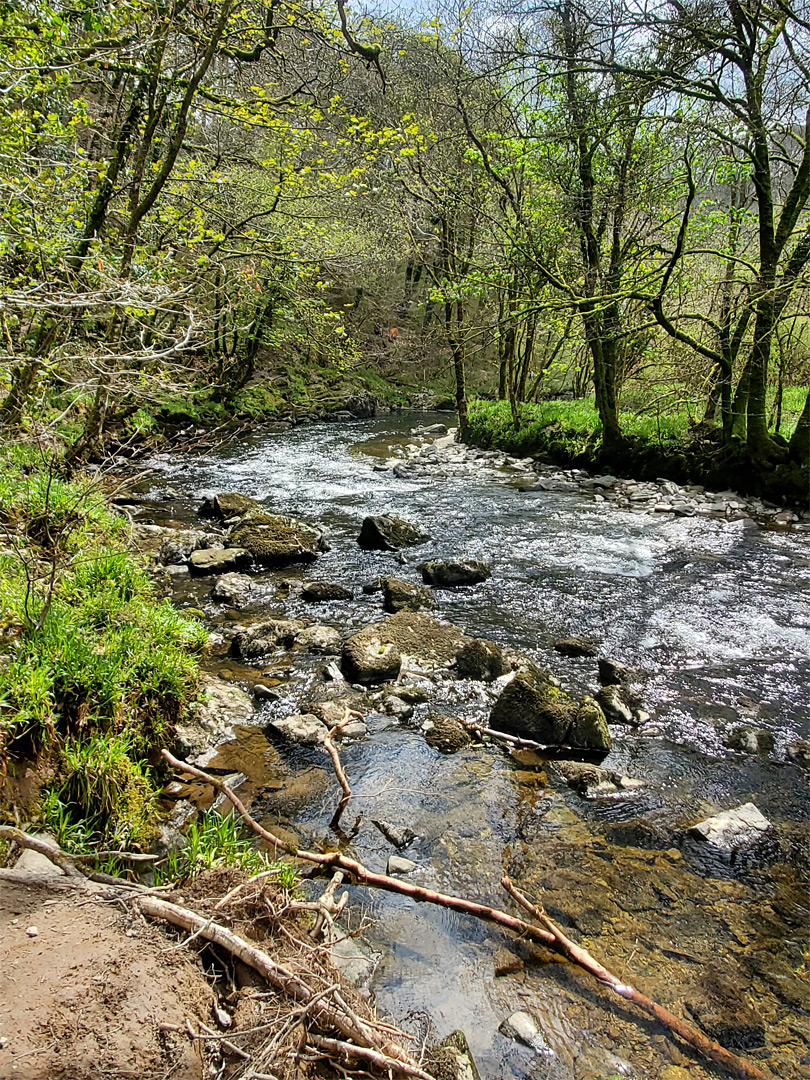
<box><xmin>689</xmin><ymin>803</ymin><xmax>771</xmax><ymax>850</ymax></box>
<box><xmin>372</xmin><ymin>819</ymin><xmax>416</xmax><ymax>849</ymax></box>
<box><xmin>381</xmin><ymin>576</ymin><xmax>437</xmax><ymax>613</ymax></box>
<box><xmin>357</xmin><ymin>514</ymin><xmax>429</xmax><ymax>551</ymax></box>
<box><xmin>686</xmin><ymin>969</ymin><xmax>766</xmax><ymax>1050</ymax></box>
<box><xmin>419</xmin><ymin>558</ymin><xmax>491</xmax><ymax>587</ymax></box>
<box><xmin>490</xmin><ymin>673</ymin><xmax>610</xmax><ymax>752</ymax></box>
<box><xmin>229</xmin><ymin>512</ymin><xmax>326</xmax><ymax>566</ymax></box>
<box><xmin>230</xmin><ymin>619</ymin><xmax>306</xmax><ymax>660</ymax></box>
<box><xmin>210</xmin><ymin>572</ymin><xmax>253</xmax><ymax>606</ymax></box>
<box><xmin>499</xmin><ymin>1011</ymin><xmax>550</xmax><ymax>1053</ymax></box>
<box><xmin>725</xmin><ymin>725</ymin><xmax>775</xmax><ymax>756</ymax></box>
<box><xmin>555</xmin><ymin>760</ymin><xmax>643</xmax><ymax>797</ymax></box>
<box><xmin>199</xmin><ymin>492</ymin><xmax>261</xmax><ymax>520</ymax></box>
<box><xmin>301</xmin><ymin>580</ymin><xmax>353</xmax><ymax>602</ymax></box>
<box><xmin>387</xmin><ymin>855</ymin><xmax>418</xmax><ymax>875</ymax></box>
<box><xmin>267</xmin><ymin>713</ymin><xmax>328</xmax><ymax>745</ymax></box>
<box><xmin>455</xmin><ymin>638</ymin><xmax>510</xmax><ymax>681</ymax></box>
<box><xmin>596</xmin><ymin>683</ymin><xmax>648</xmax><ymax>726</ymax></box>
<box><xmin>341</xmin><ymin>626</ymin><xmax>402</xmax><ymax>684</ymax></box>
<box><xmin>188</xmin><ymin>547</ymin><xmax>252</xmax><ymax>576</ymax></box>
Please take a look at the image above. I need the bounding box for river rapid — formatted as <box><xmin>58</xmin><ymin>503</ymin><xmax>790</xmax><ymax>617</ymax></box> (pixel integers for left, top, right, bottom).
<box><xmin>139</xmin><ymin>414</ymin><xmax>810</xmax><ymax>1080</ymax></box>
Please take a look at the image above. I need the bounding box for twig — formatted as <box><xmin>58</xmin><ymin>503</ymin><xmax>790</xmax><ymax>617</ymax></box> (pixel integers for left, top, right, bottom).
<box><xmin>324</xmin><ymin>709</ymin><xmax>359</xmax><ymax>830</ymax></box>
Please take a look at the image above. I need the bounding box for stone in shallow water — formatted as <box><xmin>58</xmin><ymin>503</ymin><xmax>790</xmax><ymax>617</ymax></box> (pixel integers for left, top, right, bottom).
<box><xmin>419</xmin><ymin>558</ymin><xmax>491</xmax><ymax>587</ymax></box>
<box><xmin>210</xmin><ymin>572</ymin><xmax>253</xmax><ymax>606</ymax></box>
<box><xmin>380</xmin><ymin>576</ymin><xmax>437</xmax><ymax>613</ymax></box>
<box><xmin>188</xmin><ymin>548</ymin><xmax>252</xmax><ymax>575</ymax></box>
<box><xmin>553</xmin><ymin>637</ymin><xmax>599</xmax><ymax>658</ymax></box>
<box><xmin>341</xmin><ymin>627</ymin><xmax>402</xmax><ymax>684</ymax></box>
<box><xmin>294</xmin><ymin>625</ymin><xmax>341</xmax><ymax>654</ymax></box>
<box><xmin>267</xmin><ymin>713</ymin><xmax>328</xmax><ymax>745</ymax></box>
<box><xmin>455</xmin><ymin>638</ymin><xmax>510</xmax><ymax>681</ymax></box>
<box><xmin>387</xmin><ymin>855</ymin><xmax>418</xmax><ymax>875</ymax></box>
<box><xmin>689</xmin><ymin>803</ymin><xmax>771</xmax><ymax>850</ymax></box>
<box><xmin>596</xmin><ymin>684</ymin><xmax>648</xmax><ymax>726</ymax></box>
<box><xmin>229</xmin><ymin>512</ymin><xmax>326</xmax><ymax>565</ymax></box>
<box><xmin>357</xmin><ymin>513</ymin><xmax>429</xmax><ymax>550</ymax></box>
<box><xmin>498</xmin><ymin>1011</ymin><xmax>552</xmax><ymax>1053</ymax></box>
<box><xmin>301</xmin><ymin>580</ymin><xmax>353</xmax><ymax>602</ymax></box>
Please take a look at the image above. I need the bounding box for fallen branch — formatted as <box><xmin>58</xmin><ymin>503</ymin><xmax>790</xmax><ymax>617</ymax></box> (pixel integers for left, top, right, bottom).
<box><xmin>161</xmin><ymin>749</ymin><xmax>776</xmax><ymax>1080</ymax></box>
<box><xmin>324</xmin><ymin>708</ymin><xmax>360</xmax><ymax>830</ymax></box>
<box><xmin>135</xmin><ymin>894</ymin><xmax>419</xmax><ymax>1068</ymax></box>
<box><xmin>0</xmin><ymin>825</ymin><xmax>86</xmax><ymax>879</ymax></box>
<box><xmin>501</xmin><ymin>877</ymin><xmax>771</xmax><ymax>1080</ymax></box>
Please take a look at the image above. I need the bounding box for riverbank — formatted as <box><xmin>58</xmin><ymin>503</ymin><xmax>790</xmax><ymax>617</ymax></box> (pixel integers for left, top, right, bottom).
<box><xmin>2</xmin><ymin>415</ymin><xmax>809</xmax><ymax>1080</ymax></box>
<box><xmin>465</xmin><ymin>399</ymin><xmax>810</xmax><ymax>508</ymax></box>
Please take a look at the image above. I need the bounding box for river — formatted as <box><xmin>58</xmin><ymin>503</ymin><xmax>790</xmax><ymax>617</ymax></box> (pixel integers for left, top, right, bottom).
<box><xmin>140</xmin><ymin>414</ymin><xmax>810</xmax><ymax>1080</ymax></box>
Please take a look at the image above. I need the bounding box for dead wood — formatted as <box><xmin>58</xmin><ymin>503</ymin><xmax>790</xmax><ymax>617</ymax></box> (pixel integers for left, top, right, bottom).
<box><xmin>161</xmin><ymin>749</ymin><xmax>776</xmax><ymax>1080</ymax></box>
<box><xmin>324</xmin><ymin>708</ymin><xmax>363</xmax><ymax>830</ymax></box>
<box><xmin>501</xmin><ymin>877</ymin><xmax>772</xmax><ymax>1080</ymax></box>
<box><xmin>306</xmin><ymin>1033</ymin><xmax>437</xmax><ymax>1080</ymax></box>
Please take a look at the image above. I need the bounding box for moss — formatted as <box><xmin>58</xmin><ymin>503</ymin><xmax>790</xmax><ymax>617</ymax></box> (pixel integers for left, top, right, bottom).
<box><xmin>229</xmin><ymin>512</ymin><xmax>324</xmax><ymax>564</ymax></box>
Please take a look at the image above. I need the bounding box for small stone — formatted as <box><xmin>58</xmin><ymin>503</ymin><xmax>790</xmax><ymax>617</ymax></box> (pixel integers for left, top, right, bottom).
<box><xmin>188</xmin><ymin>548</ymin><xmax>252</xmax><ymax>576</ymax></box>
<box><xmin>499</xmin><ymin>1011</ymin><xmax>549</xmax><ymax>1052</ymax></box>
<box><xmin>267</xmin><ymin>714</ymin><xmax>329</xmax><ymax>745</ymax></box>
<box><xmin>373</xmin><ymin>819</ymin><xmax>417</xmax><ymax>849</ymax></box>
<box><xmin>301</xmin><ymin>581</ymin><xmax>353</xmax><ymax>602</ymax></box>
<box><xmin>553</xmin><ymin>637</ymin><xmax>599</xmax><ymax>658</ymax></box>
<box><xmin>455</xmin><ymin>638</ymin><xmax>510</xmax><ymax>681</ymax></box>
<box><xmin>213</xmin><ymin>1004</ymin><xmax>231</xmax><ymax>1029</ymax></box>
<box><xmin>253</xmin><ymin>683</ymin><xmax>280</xmax><ymax>702</ymax></box>
<box><xmin>387</xmin><ymin>855</ymin><xmax>418</xmax><ymax>875</ymax></box>
<box><xmin>596</xmin><ymin>684</ymin><xmax>648</xmax><ymax>726</ymax></box>
<box><xmin>419</xmin><ymin>558</ymin><xmax>491</xmax><ymax>587</ymax></box>
<box><xmin>598</xmin><ymin>657</ymin><xmax>635</xmax><ymax>686</ymax></box>
<box><xmin>26</xmin><ymin>926</ymin><xmax>39</xmax><ymax>937</ymax></box>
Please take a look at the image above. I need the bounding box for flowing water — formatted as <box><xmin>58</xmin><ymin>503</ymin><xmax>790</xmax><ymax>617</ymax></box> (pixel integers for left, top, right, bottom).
<box><xmin>140</xmin><ymin>415</ymin><xmax>810</xmax><ymax>1080</ymax></box>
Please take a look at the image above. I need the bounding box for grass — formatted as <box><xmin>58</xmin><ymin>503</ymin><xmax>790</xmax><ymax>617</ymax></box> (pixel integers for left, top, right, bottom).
<box><xmin>155</xmin><ymin>809</ymin><xmax>299</xmax><ymax>887</ymax></box>
<box><xmin>0</xmin><ymin>448</ymin><xmax>207</xmax><ymax>851</ymax></box>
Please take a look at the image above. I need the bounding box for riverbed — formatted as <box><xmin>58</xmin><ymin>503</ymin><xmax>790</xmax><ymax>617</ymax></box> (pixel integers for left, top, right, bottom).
<box><xmin>138</xmin><ymin>414</ymin><xmax>810</xmax><ymax>1080</ymax></box>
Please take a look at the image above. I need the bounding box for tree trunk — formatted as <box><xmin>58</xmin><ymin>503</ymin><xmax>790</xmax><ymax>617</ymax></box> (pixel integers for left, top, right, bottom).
<box><xmin>789</xmin><ymin>387</ymin><xmax>810</xmax><ymax>464</ymax></box>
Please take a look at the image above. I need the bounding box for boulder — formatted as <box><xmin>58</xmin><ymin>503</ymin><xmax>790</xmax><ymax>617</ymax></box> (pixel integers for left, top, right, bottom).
<box><xmin>341</xmin><ymin>626</ymin><xmax>402</xmax><ymax>685</ymax></box>
<box><xmin>230</xmin><ymin>619</ymin><xmax>306</xmax><ymax>660</ymax></box>
<box><xmin>787</xmin><ymin>738</ymin><xmax>810</xmax><ymax>769</ymax></box>
<box><xmin>188</xmin><ymin>548</ymin><xmax>252</xmax><ymax>576</ymax></box>
<box><xmin>490</xmin><ymin>673</ymin><xmax>610</xmax><ymax>752</ymax></box>
<box><xmin>175</xmin><ymin>675</ymin><xmax>254</xmax><ymax>760</ymax></box>
<box><xmin>419</xmin><ymin>558</ymin><xmax>491</xmax><ymax>587</ymax></box>
<box><xmin>229</xmin><ymin>512</ymin><xmax>326</xmax><ymax>566</ymax></box>
<box><xmin>553</xmin><ymin>637</ymin><xmax>599</xmax><ymax>658</ymax></box>
<box><xmin>689</xmin><ymin>803</ymin><xmax>771</xmax><ymax>850</ymax></box>
<box><xmin>357</xmin><ymin>514</ymin><xmax>428</xmax><ymax>551</ymax></box>
<box><xmin>422</xmin><ymin>713</ymin><xmax>473</xmax><ymax>753</ymax></box>
<box><xmin>158</xmin><ymin>530</ymin><xmax>206</xmax><ymax>565</ymax></box>
<box><xmin>301</xmin><ymin>581</ymin><xmax>353</xmax><ymax>602</ymax></box>
<box><xmin>598</xmin><ymin>657</ymin><xmax>636</xmax><ymax>686</ymax></box>
<box><xmin>294</xmin><ymin>625</ymin><xmax>342</xmax><ymax>654</ymax></box>
<box><xmin>455</xmin><ymin>638</ymin><xmax>510</xmax><ymax>681</ymax></box>
<box><xmin>210</xmin><ymin>572</ymin><xmax>254</xmax><ymax>606</ymax></box>
<box><xmin>381</xmin><ymin>576</ymin><xmax>437</xmax><ymax>614</ymax></box>
<box><xmin>267</xmin><ymin>714</ymin><xmax>329</xmax><ymax>745</ymax></box>
<box><xmin>199</xmin><ymin>492</ymin><xmax>262</xmax><ymax>520</ymax></box>
<box><xmin>364</xmin><ymin>610</ymin><xmax>470</xmax><ymax>667</ymax></box>
<box><xmin>596</xmin><ymin>683</ymin><xmax>648</xmax><ymax>726</ymax></box>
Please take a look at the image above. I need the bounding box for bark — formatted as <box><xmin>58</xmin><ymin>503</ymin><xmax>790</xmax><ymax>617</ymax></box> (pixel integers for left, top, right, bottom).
<box><xmin>788</xmin><ymin>387</ymin><xmax>810</xmax><ymax>464</ymax></box>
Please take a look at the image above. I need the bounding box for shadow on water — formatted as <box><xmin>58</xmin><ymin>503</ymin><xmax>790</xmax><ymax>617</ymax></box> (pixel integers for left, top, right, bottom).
<box><xmin>145</xmin><ymin>415</ymin><xmax>810</xmax><ymax>1080</ymax></box>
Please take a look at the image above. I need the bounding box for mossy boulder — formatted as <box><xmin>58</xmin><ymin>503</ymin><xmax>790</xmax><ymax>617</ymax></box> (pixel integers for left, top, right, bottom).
<box><xmin>357</xmin><ymin>514</ymin><xmax>428</xmax><ymax>551</ymax></box>
<box><xmin>423</xmin><ymin>713</ymin><xmax>473</xmax><ymax>754</ymax></box>
<box><xmin>229</xmin><ymin>512</ymin><xmax>326</xmax><ymax>566</ymax></box>
<box><xmin>419</xmin><ymin>558</ymin><xmax>491</xmax><ymax>587</ymax></box>
<box><xmin>230</xmin><ymin>619</ymin><xmax>306</xmax><ymax>660</ymax></box>
<box><xmin>490</xmin><ymin>673</ymin><xmax>610</xmax><ymax>752</ymax></box>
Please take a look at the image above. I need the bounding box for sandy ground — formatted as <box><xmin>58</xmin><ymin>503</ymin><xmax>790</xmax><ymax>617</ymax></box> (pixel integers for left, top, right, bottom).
<box><xmin>0</xmin><ymin>879</ymin><xmax>214</xmax><ymax>1080</ymax></box>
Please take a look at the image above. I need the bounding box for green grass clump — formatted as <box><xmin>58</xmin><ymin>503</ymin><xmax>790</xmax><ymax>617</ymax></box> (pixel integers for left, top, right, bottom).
<box><xmin>155</xmin><ymin>809</ymin><xmax>298</xmax><ymax>887</ymax></box>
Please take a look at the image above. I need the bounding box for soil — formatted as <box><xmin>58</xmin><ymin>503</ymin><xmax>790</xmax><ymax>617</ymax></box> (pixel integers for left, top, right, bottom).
<box><xmin>0</xmin><ymin>879</ymin><xmax>214</xmax><ymax>1080</ymax></box>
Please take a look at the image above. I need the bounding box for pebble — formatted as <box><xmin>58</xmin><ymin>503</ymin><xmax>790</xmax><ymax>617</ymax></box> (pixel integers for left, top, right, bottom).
<box><xmin>26</xmin><ymin>926</ymin><xmax>39</xmax><ymax>937</ymax></box>
<box><xmin>387</xmin><ymin>856</ymin><xmax>418</xmax><ymax>875</ymax></box>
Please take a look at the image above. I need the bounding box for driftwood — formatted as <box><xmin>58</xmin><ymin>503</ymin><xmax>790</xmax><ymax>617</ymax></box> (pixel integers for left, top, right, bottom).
<box><xmin>323</xmin><ymin>707</ymin><xmax>363</xmax><ymax>830</ymax></box>
<box><xmin>161</xmin><ymin>749</ymin><xmax>775</xmax><ymax>1080</ymax></box>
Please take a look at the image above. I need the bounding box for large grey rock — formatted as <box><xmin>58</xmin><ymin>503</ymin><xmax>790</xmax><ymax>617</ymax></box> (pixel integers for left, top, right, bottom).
<box><xmin>455</xmin><ymin>638</ymin><xmax>509</xmax><ymax>681</ymax></box>
<box><xmin>267</xmin><ymin>713</ymin><xmax>328</xmax><ymax>745</ymax></box>
<box><xmin>357</xmin><ymin>514</ymin><xmax>428</xmax><ymax>551</ymax></box>
<box><xmin>159</xmin><ymin>530</ymin><xmax>207</xmax><ymax>565</ymax></box>
<box><xmin>490</xmin><ymin>674</ymin><xmax>610</xmax><ymax>752</ymax></box>
<box><xmin>230</xmin><ymin>619</ymin><xmax>306</xmax><ymax>660</ymax></box>
<box><xmin>341</xmin><ymin>626</ymin><xmax>402</xmax><ymax>684</ymax></box>
<box><xmin>210</xmin><ymin>572</ymin><xmax>254</xmax><ymax>606</ymax></box>
<box><xmin>14</xmin><ymin>832</ymin><xmax>65</xmax><ymax>876</ymax></box>
<box><xmin>690</xmin><ymin>803</ymin><xmax>771</xmax><ymax>850</ymax></box>
<box><xmin>301</xmin><ymin>581</ymin><xmax>353</xmax><ymax>602</ymax></box>
<box><xmin>419</xmin><ymin>558</ymin><xmax>491</xmax><ymax>587</ymax></box>
<box><xmin>188</xmin><ymin>547</ymin><xmax>252</xmax><ymax>575</ymax></box>
<box><xmin>175</xmin><ymin>675</ymin><xmax>255</xmax><ymax>759</ymax></box>
<box><xmin>229</xmin><ymin>512</ymin><xmax>327</xmax><ymax>566</ymax></box>
<box><xmin>199</xmin><ymin>492</ymin><xmax>261</xmax><ymax>520</ymax></box>
<box><xmin>381</xmin><ymin>576</ymin><xmax>437</xmax><ymax>614</ymax></box>
<box><xmin>294</xmin><ymin>625</ymin><xmax>341</xmax><ymax>654</ymax></box>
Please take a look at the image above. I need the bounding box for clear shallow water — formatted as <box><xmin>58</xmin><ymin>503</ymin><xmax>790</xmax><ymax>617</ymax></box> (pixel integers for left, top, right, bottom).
<box><xmin>144</xmin><ymin>415</ymin><xmax>810</xmax><ymax>1079</ymax></box>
